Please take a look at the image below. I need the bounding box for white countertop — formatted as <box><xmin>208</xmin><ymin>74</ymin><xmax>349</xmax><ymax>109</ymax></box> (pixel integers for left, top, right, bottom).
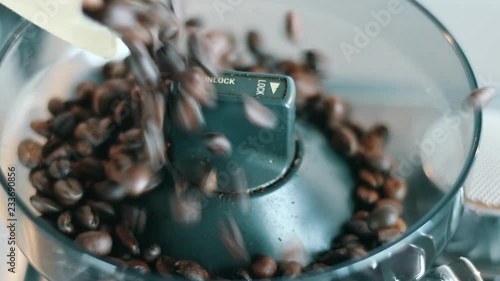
<box><xmin>1</xmin><ymin>1</ymin><xmax>499</xmax><ymax>280</ymax></box>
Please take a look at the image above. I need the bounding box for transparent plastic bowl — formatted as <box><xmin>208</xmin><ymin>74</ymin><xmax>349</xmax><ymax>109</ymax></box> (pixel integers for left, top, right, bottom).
<box><xmin>0</xmin><ymin>1</ymin><xmax>479</xmax><ymax>280</ymax></box>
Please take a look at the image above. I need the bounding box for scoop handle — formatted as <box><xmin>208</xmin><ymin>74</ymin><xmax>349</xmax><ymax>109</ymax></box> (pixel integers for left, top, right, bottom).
<box><xmin>0</xmin><ymin>0</ymin><xmax>117</xmax><ymax>58</ymax></box>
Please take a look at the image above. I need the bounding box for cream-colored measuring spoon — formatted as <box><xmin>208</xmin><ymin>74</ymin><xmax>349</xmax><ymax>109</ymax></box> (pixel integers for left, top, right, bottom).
<box><xmin>0</xmin><ymin>0</ymin><xmax>118</xmax><ymax>58</ymax></box>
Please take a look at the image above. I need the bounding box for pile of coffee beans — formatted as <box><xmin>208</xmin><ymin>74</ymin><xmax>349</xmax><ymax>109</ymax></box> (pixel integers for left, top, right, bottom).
<box><xmin>17</xmin><ymin>1</ymin><xmax>408</xmax><ymax>280</ymax></box>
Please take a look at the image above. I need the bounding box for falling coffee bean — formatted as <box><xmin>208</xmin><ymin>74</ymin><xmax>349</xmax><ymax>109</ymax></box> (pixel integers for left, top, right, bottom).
<box><xmin>127</xmin><ymin>259</ymin><xmax>151</xmax><ymax>273</ymax></box>
<box><xmin>75</xmin><ymin>231</ymin><xmax>113</xmax><ymax>256</ymax></box>
<box><xmin>198</xmin><ymin>168</ymin><xmax>218</xmax><ymax>196</ymax></box>
<box><xmin>203</xmin><ymin>133</ymin><xmax>232</xmax><ymax>156</ymax></box>
<box><xmin>30</xmin><ymin>195</ymin><xmax>62</xmax><ymax>214</ymax></box>
<box><xmin>247</xmin><ymin>30</ymin><xmax>263</xmax><ymax>55</ymax></box>
<box><xmin>18</xmin><ymin>139</ymin><xmax>43</xmax><ymax>168</ymax></box>
<box><xmin>115</xmin><ymin>224</ymin><xmax>140</xmax><ymax>255</ymax></box>
<box><xmin>251</xmin><ymin>256</ymin><xmax>278</xmax><ymax>279</ymax></box>
<box><xmin>76</xmin><ymin>205</ymin><xmax>100</xmax><ymax>230</ymax></box>
<box><xmin>57</xmin><ymin>211</ymin><xmax>75</xmax><ymax>235</ymax></box>
<box><xmin>367</xmin><ymin>205</ymin><xmax>400</xmax><ymax>231</ymax></box>
<box><xmin>175</xmin><ymin>260</ymin><xmax>209</xmax><ymax>281</ymax></box>
<box><xmin>54</xmin><ymin>178</ymin><xmax>84</xmax><ymax>207</ymax></box>
<box><xmin>143</xmin><ymin>243</ymin><xmax>161</xmax><ymax>263</ymax></box>
<box><xmin>286</xmin><ymin>11</ymin><xmax>302</xmax><ymax>41</ymax></box>
<box><xmin>242</xmin><ymin>95</ymin><xmax>278</xmax><ymax>129</ymax></box>
<box><xmin>280</xmin><ymin>261</ymin><xmax>303</xmax><ymax>277</ymax></box>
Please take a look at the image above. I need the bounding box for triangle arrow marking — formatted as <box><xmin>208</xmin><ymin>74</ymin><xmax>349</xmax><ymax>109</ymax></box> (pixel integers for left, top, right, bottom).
<box><xmin>270</xmin><ymin>82</ymin><xmax>280</xmax><ymax>94</ymax></box>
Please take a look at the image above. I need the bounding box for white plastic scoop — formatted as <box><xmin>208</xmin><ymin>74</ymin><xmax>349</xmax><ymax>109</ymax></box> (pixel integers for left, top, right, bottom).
<box><xmin>0</xmin><ymin>0</ymin><xmax>118</xmax><ymax>58</ymax></box>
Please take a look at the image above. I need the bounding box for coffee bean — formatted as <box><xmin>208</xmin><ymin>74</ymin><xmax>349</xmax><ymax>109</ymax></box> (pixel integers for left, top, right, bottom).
<box><xmin>370</xmin><ymin>124</ymin><xmax>389</xmax><ymax>141</ymax></box>
<box><xmin>361</xmin><ymin>132</ymin><xmax>385</xmax><ymax>155</ymax></box>
<box><xmin>30</xmin><ymin>120</ymin><xmax>52</xmax><ymax>137</ymax></box>
<box><xmin>358</xmin><ymin>169</ymin><xmax>383</xmax><ymax>189</ymax></box>
<box><xmin>377</xmin><ymin>227</ymin><xmax>402</xmax><ymax>243</ymax></box>
<box><xmin>178</xmin><ymin>68</ymin><xmax>216</xmax><ymax>107</ymax></box>
<box><xmin>305</xmin><ymin>263</ymin><xmax>328</xmax><ymax>272</ymax></box>
<box><xmin>121</xmin><ymin>204</ymin><xmax>147</xmax><ymax>236</ymax></box>
<box><xmin>345</xmin><ymin>242</ymin><xmax>367</xmax><ymax>259</ymax></box>
<box><xmin>394</xmin><ymin>218</ymin><xmax>407</xmax><ymax>233</ymax></box>
<box><xmin>44</xmin><ymin>144</ymin><xmax>72</xmax><ymax>164</ymax></box>
<box><xmin>54</xmin><ymin>178</ymin><xmax>83</xmax><ymax>207</ymax></box>
<box><xmin>115</xmin><ymin>224</ymin><xmax>140</xmax><ymax>255</ymax></box>
<box><xmin>325</xmin><ymin>96</ymin><xmax>346</xmax><ymax>128</ymax></box>
<box><xmin>156</xmin><ymin>43</ymin><xmax>187</xmax><ymax>77</ymax></box>
<box><xmin>347</xmin><ymin>219</ymin><xmax>373</xmax><ymax>237</ymax></box>
<box><xmin>57</xmin><ymin>211</ymin><xmax>75</xmax><ymax>235</ymax></box>
<box><xmin>156</xmin><ymin>256</ymin><xmax>177</xmax><ymax>277</ymax></box>
<box><xmin>76</xmin><ymin>80</ymin><xmax>96</xmax><ymax>102</ymax></box>
<box><xmin>51</xmin><ymin>112</ymin><xmax>77</xmax><ymax>138</ymax></box>
<box><xmin>74</xmin><ymin>118</ymin><xmax>107</xmax><ymax>145</ymax></box>
<box><xmin>383</xmin><ymin>177</ymin><xmax>408</xmax><ymax>201</ymax></box>
<box><xmin>251</xmin><ymin>256</ymin><xmax>278</xmax><ymax>279</ymax></box>
<box><xmin>92</xmin><ymin>79</ymin><xmax>130</xmax><ymax>116</ymax></box>
<box><xmin>18</xmin><ymin>139</ymin><xmax>43</xmax><ymax>168</ymax></box>
<box><xmin>76</xmin><ymin>205</ymin><xmax>100</xmax><ymax>230</ymax></box>
<box><xmin>280</xmin><ymin>261</ymin><xmax>303</xmax><ymax>277</ymax></box>
<box><xmin>30</xmin><ymin>195</ymin><xmax>62</xmax><ymax>214</ymax></box>
<box><xmin>203</xmin><ymin>133</ymin><xmax>232</xmax><ymax>156</ymax></box>
<box><xmin>219</xmin><ymin>215</ymin><xmax>249</xmax><ymax>263</ymax></box>
<box><xmin>73</xmin><ymin>157</ymin><xmax>106</xmax><ymax>180</ymax></box>
<box><xmin>42</xmin><ymin>136</ymin><xmax>63</xmax><ymax>157</ymax></box>
<box><xmin>376</xmin><ymin>199</ymin><xmax>403</xmax><ymax>215</ymax></box>
<box><xmin>127</xmin><ymin>259</ymin><xmax>151</xmax><ymax>273</ymax></box>
<box><xmin>318</xmin><ymin>248</ymin><xmax>348</xmax><ymax>265</ymax></box>
<box><xmin>367</xmin><ymin>205</ymin><xmax>400</xmax><ymax>231</ymax></box>
<box><xmin>48</xmin><ymin>98</ymin><xmax>66</xmax><ymax>115</ymax></box>
<box><xmin>75</xmin><ymin>231</ymin><xmax>112</xmax><ymax>256</ymax></box>
<box><xmin>75</xmin><ymin>141</ymin><xmax>94</xmax><ymax>157</ymax></box>
<box><xmin>70</xmin><ymin>106</ymin><xmax>95</xmax><ymax>121</ymax></box>
<box><xmin>242</xmin><ymin>95</ymin><xmax>278</xmax><ymax>129</ymax></box>
<box><xmin>86</xmin><ymin>200</ymin><xmax>115</xmax><ymax>221</ymax></box>
<box><xmin>188</xmin><ymin>33</ymin><xmax>218</xmax><ymax>77</ymax></box>
<box><xmin>143</xmin><ymin>243</ymin><xmax>161</xmax><ymax>263</ymax></box>
<box><xmin>353</xmin><ymin>210</ymin><xmax>369</xmax><ymax>220</ymax></box>
<box><xmin>93</xmin><ymin>181</ymin><xmax>127</xmax><ymax>203</ymax></box>
<box><xmin>103</xmin><ymin>61</ymin><xmax>129</xmax><ymax>79</ymax></box>
<box><xmin>330</xmin><ymin>127</ymin><xmax>359</xmax><ymax>157</ymax></box>
<box><xmin>113</xmin><ymin>100</ymin><xmax>134</xmax><ymax>128</ymax></box>
<box><xmin>175</xmin><ymin>260</ymin><xmax>209</xmax><ymax>281</ymax></box>
<box><xmin>29</xmin><ymin>169</ymin><xmax>52</xmax><ymax>196</ymax></box>
<box><xmin>204</xmin><ymin>31</ymin><xmax>236</xmax><ymax>69</ymax></box>
<box><xmin>233</xmin><ymin>269</ymin><xmax>252</xmax><ymax>281</ymax></box>
<box><xmin>48</xmin><ymin>159</ymin><xmax>71</xmax><ymax>179</ymax></box>
<box><xmin>186</xmin><ymin>18</ymin><xmax>203</xmax><ymax>28</ymax></box>
<box><xmin>363</xmin><ymin>152</ymin><xmax>393</xmax><ymax>172</ymax></box>
<box><xmin>356</xmin><ymin>186</ymin><xmax>379</xmax><ymax>205</ymax></box>
<box><xmin>286</xmin><ymin>11</ymin><xmax>301</xmax><ymax>41</ymax></box>
<box><xmin>247</xmin><ymin>30</ymin><xmax>263</xmax><ymax>55</ymax></box>
<box><xmin>174</xmin><ymin>94</ymin><xmax>205</xmax><ymax>132</ymax></box>
<box><xmin>118</xmin><ymin>129</ymin><xmax>143</xmax><ymax>148</ymax></box>
<box><xmin>198</xmin><ymin>168</ymin><xmax>218</xmax><ymax>196</ymax></box>
<box><xmin>122</xmin><ymin>164</ymin><xmax>155</xmax><ymax>196</ymax></box>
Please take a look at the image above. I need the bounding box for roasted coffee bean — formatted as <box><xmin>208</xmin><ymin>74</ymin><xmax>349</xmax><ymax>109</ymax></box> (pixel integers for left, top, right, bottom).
<box><xmin>118</xmin><ymin>129</ymin><xmax>143</xmax><ymax>148</ymax></box>
<box><xmin>233</xmin><ymin>269</ymin><xmax>252</xmax><ymax>281</ymax></box>
<box><xmin>106</xmin><ymin>257</ymin><xmax>128</xmax><ymax>267</ymax></box>
<box><xmin>370</xmin><ymin>124</ymin><xmax>389</xmax><ymax>141</ymax></box>
<box><xmin>361</xmin><ymin>132</ymin><xmax>385</xmax><ymax>155</ymax></box>
<box><xmin>186</xmin><ymin>18</ymin><xmax>203</xmax><ymax>28</ymax></box>
<box><xmin>93</xmin><ymin>181</ymin><xmax>127</xmax><ymax>203</ymax></box>
<box><xmin>188</xmin><ymin>33</ymin><xmax>218</xmax><ymax>77</ymax></box>
<box><xmin>251</xmin><ymin>256</ymin><xmax>278</xmax><ymax>279</ymax></box>
<box><xmin>178</xmin><ymin>68</ymin><xmax>215</xmax><ymax>107</ymax></box>
<box><xmin>57</xmin><ymin>211</ymin><xmax>75</xmax><ymax>235</ymax></box>
<box><xmin>115</xmin><ymin>224</ymin><xmax>140</xmax><ymax>255</ymax></box>
<box><xmin>143</xmin><ymin>243</ymin><xmax>161</xmax><ymax>263</ymax></box>
<box><xmin>286</xmin><ymin>11</ymin><xmax>301</xmax><ymax>41</ymax></box>
<box><xmin>377</xmin><ymin>227</ymin><xmax>402</xmax><ymax>243</ymax></box>
<box><xmin>31</xmin><ymin>120</ymin><xmax>52</xmax><ymax>137</ymax></box>
<box><xmin>30</xmin><ymin>195</ymin><xmax>62</xmax><ymax>214</ymax></box>
<box><xmin>356</xmin><ymin>186</ymin><xmax>379</xmax><ymax>205</ymax></box>
<box><xmin>305</xmin><ymin>263</ymin><xmax>328</xmax><ymax>272</ymax></box>
<box><xmin>171</xmin><ymin>193</ymin><xmax>202</xmax><ymax>224</ymax></box>
<box><xmin>345</xmin><ymin>242</ymin><xmax>368</xmax><ymax>259</ymax></box>
<box><xmin>358</xmin><ymin>169</ymin><xmax>383</xmax><ymax>189</ymax></box>
<box><xmin>48</xmin><ymin>98</ymin><xmax>66</xmax><ymax>115</ymax></box>
<box><xmin>87</xmin><ymin>200</ymin><xmax>115</xmax><ymax>220</ymax></box>
<box><xmin>18</xmin><ymin>139</ymin><xmax>43</xmax><ymax>168</ymax></box>
<box><xmin>122</xmin><ymin>164</ymin><xmax>156</xmax><ymax>196</ymax></box>
<box><xmin>330</xmin><ymin>127</ymin><xmax>359</xmax><ymax>157</ymax></box>
<box><xmin>242</xmin><ymin>95</ymin><xmax>278</xmax><ymax>129</ymax></box>
<box><xmin>203</xmin><ymin>133</ymin><xmax>232</xmax><ymax>156</ymax></box>
<box><xmin>74</xmin><ymin>118</ymin><xmax>107</xmax><ymax>145</ymax></box>
<box><xmin>156</xmin><ymin>256</ymin><xmax>177</xmax><ymax>277</ymax></box>
<box><xmin>174</xmin><ymin>94</ymin><xmax>205</xmax><ymax>132</ymax></box>
<box><xmin>103</xmin><ymin>61</ymin><xmax>129</xmax><ymax>79</ymax></box>
<box><xmin>394</xmin><ymin>218</ymin><xmax>407</xmax><ymax>232</ymax></box>
<box><xmin>113</xmin><ymin>100</ymin><xmax>134</xmax><ymax>127</ymax></box>
<box><xmin>48</xmin><ymin>158</ymin><xmax>71</xmax><ymax>179</ymax></box>
<box><xmin>54</xmin><ymin>178</ymin><xmax>83</xmax><ymax>207</ymax></box>
<box><xmin>353</xmin><ymin>210</ymin><xmax>370</xmax><ymax>220</ymax></box>
<box><xmin>376</xmin><ymin>199</ymin><xmax>403</xmax><ymax>215</ymax></box>
<box><xmin>383</xmin><ymin>177</ymin><xmax>408</xmax><ymax>201</ymax></box>
<box><xmin>70</xmin><ymin>106</ymin><xmax>95</xmax><ymax>121</ymax></box>
<box><xmin>363</xmin><ymin>152</ymin><xmax>393</xmax><ymax>172</ymax></box>
<box><xmin>156</xmin><ymin>43</ymin><xmax>187</xmax><ymax>78</ymax></box>
<box><xmin>280</xmin><ymin>261</ymin><xmax>303</xmax><ymax>277</ymax></box>
<box><xmin>75</xmin><ymin>231</ymin><xmax>112</xmax><ymax>256</ymax></box>
<box><xmin>318</xmin><ymin>248</ymin><xmax>348</xmax><ymax>265</ymax></box>
<box><xmin>76</xmin><ymin>80</ymin><xmax>96</xmax><ymax>102</ymax></box>
<box><xmin>175</xmin><ymin>260</ymin><xmax>209</xmax><ymax>281</ymax></box>
<box><xmin>42</xmin><ymin>136</ymin><xmax>63</xmax><ymax>157</ymax></box>
<box><xmin>75</xmin><ymin>141</ymin><xmax>94</xmax><ymax>157</ymax></box>
<box><xmin>219</xmin><ymin>215</ymin><xmax>249</xmax><ymax>263</ymax></box>
<box><xmin>29</xmin><ymin>169</ymin><xmax>52</xmax><ymax>196</ymax></box>
<box><xmin>51</xmin><ymin>112</ymin><xmax>77</xmax><ymax>138</ymax></box>
<box><xmin>367</xmin><ymin>205</ymin><xmax>400</xmax><ymax>231</ymax></box>
<box><xmin>204</xmin><ymin>31</ymin><xmax>236</xmax><ymax>69</ymax></box>
<box><xmin>73</xmin><ymin>157</ymin><xmax>106</xmax><ymax>180</ymax></box>
<box><xmin>344</xmin><ymin>120</ymin><xmax>365</xmax><ymax>141</ymax></box>
<box><xmin>44</xmin><ymin>144</ymin><xmax>72</xmax><ymax>164</ymax></box>
<box><xmin>121</xmin><ymin>204</ymin><xmax>147</xmax><ymax>236</ymax></box>
<box><xmin>92</xmin><ymin>79</ymin><xmax>130</xmax><ymax>116</ymax></box>
<box><xmin>247</xmin><ymin>30</ymin><xmax>263</xmax><ymax>55</ymax></box>
<box><xmin>76</xmin><ymin>205</ymin><xmax>100</xmax><ymax>230</ymax></box>
<box><xmin>198</xmin><ymin>168</ymin><xmax>218</xmax><ymax>196</ymax></box>
<box><xmin>127</xmin><ymin>259</ymin><xmax>151</xmax><ymax>273</ymax></box>
<box><xmin>347</xmin><ymin>219</ymin><xmax>373</xmax><ymax>237</ymax></box>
